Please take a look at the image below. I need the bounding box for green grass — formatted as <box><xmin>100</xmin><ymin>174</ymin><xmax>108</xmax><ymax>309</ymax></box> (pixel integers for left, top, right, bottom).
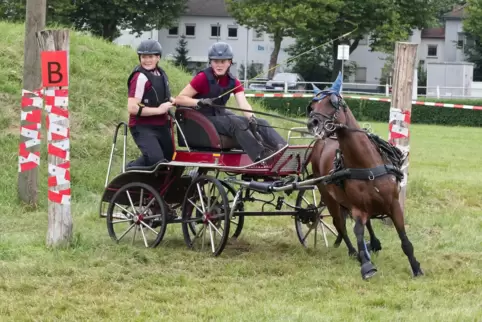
<box><xmin>1</xmin><ymin>21</ymin><xmax>482</xmax><ymax>321</ymax></box>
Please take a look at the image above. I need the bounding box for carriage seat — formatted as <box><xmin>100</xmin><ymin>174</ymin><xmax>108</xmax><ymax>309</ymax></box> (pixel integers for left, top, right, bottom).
<box><xmin>174</xmin><ymin>107</ymin><xmax>242</xmax><ymax>151</ymax></box>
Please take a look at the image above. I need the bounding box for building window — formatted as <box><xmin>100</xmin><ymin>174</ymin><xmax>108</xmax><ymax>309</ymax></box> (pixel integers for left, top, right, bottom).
<box><xmin>253</xmin><ymin>30</ymin><xmax>263</xmax><ymax>41</ymax></box>
<box><xmin>168</xmin><ymin>26</ymin><xmax>178</xmax><ymax>36</ymax></box>
<box><xmin>355</xmin><ymin>67</ymin><xmax>367</xmax><ymax>83</ymax></box>
<box><xmin>228</xmin><ymin>26</ymin><xmax>238</xmax><ymax>38</ymax></box>
<box><xmin>185</xmin><ymin>24</ymin><xmax>195</xmax><ymax>37</ymax></box>
<box><xmin>457</xmin><ymin>32</ymin><xmax>465</xmax><ymax>48</ymax></box>
<box><xmin>427</xmin><ymin>45</ymin><xmax>437</xmax><ymax>57</ymax></box>
<box><xmin>211</xmin><ymin>24</ymin><xmax>220</xmax><ymax>38</ymax></box>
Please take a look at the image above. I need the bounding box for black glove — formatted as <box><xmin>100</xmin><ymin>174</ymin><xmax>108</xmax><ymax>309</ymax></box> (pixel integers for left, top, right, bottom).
<box><xmin>196</xmin><ymin>98</ymin><xmax>213</xmax><ymax>109</ymax></box>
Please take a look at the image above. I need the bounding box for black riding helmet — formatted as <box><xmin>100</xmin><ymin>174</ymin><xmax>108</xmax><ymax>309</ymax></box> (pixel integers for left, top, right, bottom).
<box><xmin>208</xmin><ymin>42</ymin><xmax>233</xmax><ymax>60</ymax></box>
<box><xmin>137</xmin><ymin>39</ymin><xmax>163</xmax><ymax>57</ymax></box>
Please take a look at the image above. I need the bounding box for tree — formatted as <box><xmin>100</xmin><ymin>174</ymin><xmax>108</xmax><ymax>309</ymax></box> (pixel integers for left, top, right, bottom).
<box><xmin>285</xmin><ymin>35</ymin><xmax>357</xmax><ymax>83</ymax></box>
<box><xmin>298</xmin><ymin>0</ymin><xmax>458</xmax><ymax>79</ymax></box>
<box><xmin>0</xmin><ymin>0</ymin><xmax>188</xmax><ymax>41</ymax></box>
<box><xmin>173</xmin><ymin>34</ymin><xmax>190</xmax><ymax>70</ymax></box>
<box><xmin>225</xmin><ymin>0</ymin><xmax>340</xmax><ymax>79</ymax></box>
<box><xmin>239</xmin><ymin>62</ymin><xmax>264</xmax><ymax>79</ymax></box>
<box><xmin>462</xmin><ymin>1</ymin><xmax>482</xmax><ymax>80</ymax></box>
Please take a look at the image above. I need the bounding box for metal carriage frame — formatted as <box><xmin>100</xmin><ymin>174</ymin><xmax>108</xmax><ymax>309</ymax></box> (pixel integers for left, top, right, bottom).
<box><xmin>99</xmin><ymin>108</ymin><xmax>338</xmax><ymax>256</ymax></box>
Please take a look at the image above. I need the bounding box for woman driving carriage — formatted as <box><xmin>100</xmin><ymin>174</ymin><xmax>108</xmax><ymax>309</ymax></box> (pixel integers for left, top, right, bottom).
<box><xmin>125</xmin><ymin>39</ymin><xmax>175</xmax><ymax>168</ymax></box>
<box><xmin>173</xmin><ymin>41</ymin><xmax>286</xmax><ymax>163</ymax></box>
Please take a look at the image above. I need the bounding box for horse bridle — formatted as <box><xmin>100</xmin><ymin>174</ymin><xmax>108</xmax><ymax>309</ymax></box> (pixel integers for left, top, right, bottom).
<box><xmin>306</xmin><ymin>91</ymin><xmax>347</xmax><ymax>136</ymax></box>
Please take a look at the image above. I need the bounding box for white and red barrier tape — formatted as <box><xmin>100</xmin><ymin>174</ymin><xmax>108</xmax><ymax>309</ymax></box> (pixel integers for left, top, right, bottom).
<box><xmin>19</xmin><ymin>87</ymin><xmax>71</xmax><ymax>205</ymax></box>
<box><xmin>245</xmin><ymin>93</ymin><xmax>482</xmax><ymax>111</ymax></box>
<box><xmin>19</xmin><ymin>89</ymin><xmax>43</xmax><ymax>172</ymax></box>
<box><xmin>45</xmin><ymin>88</ymin><xmax>70</xmax><ymax>205</ymax></box>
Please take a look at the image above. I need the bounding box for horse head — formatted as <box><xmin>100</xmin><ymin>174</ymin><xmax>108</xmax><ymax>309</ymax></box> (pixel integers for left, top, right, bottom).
<box><xmin>306</xmin><ymin>72</ymin><xmax>347</xmax><ymax>139</ymax></box>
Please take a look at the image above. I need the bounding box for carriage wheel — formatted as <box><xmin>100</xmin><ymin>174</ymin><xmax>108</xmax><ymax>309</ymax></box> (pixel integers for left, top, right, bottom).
<box><xmin>106</xmin><ymin>182</ymin><xmax>167</xmax><ymax>248</ymax></box>
<box><xmin>294</xmin><ymin>188</ymin><xmax>338</xmax><ymax>248</ymax></box>
<box><xmin>220</xmin><ymin>181</ymin><xmax>244</xmax><ymax>239</ymax></box>
<box><xmin>99</xmin><ymin>199</ymin><xmax>109</xmax><ymax>218</ymax></box>
<box><xmin>181</xmin><ymin>175</ymin><xmax>230</xmax><ymax>256</ymax></box>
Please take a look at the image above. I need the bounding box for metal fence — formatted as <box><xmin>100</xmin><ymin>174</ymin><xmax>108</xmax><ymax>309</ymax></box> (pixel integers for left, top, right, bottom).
<box><xmin>240</xmin><ymin>79</ymin><xmax>482</xmax><ymax>100</ymax></box>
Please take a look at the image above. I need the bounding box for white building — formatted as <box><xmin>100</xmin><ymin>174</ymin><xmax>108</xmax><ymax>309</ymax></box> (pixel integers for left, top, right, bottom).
<box><xmin>113</xmin><ymin>1</ymin><xmax>470</xmax><ymax>88</ymax></box>
<box><xmin>114</xmin><ymin>0</ymin><xmax>296</xmax><ymax>78</ymax></box>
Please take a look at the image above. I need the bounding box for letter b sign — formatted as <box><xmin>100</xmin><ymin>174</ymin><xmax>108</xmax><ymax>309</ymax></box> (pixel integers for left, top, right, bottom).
<box><xmin>41</xmin><ymin>51</ymin><xmax>68</xmax><ymax>87</ymax></box>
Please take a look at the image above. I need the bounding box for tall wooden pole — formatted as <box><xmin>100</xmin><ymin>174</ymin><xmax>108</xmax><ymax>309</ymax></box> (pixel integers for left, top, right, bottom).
<box><xmin>388</xmin><ymin>42</ymin><xmax>418</xmax><ymax>216</ymax></box>
<box><xmin>18</xmin><ymin>0</ymin><xmax>47</xmax><ymax>205</ymax></box>
<box><xmin>37</xmin><ymin>29</ymin><xmax>73</xmax><ymax>247</ymax></box>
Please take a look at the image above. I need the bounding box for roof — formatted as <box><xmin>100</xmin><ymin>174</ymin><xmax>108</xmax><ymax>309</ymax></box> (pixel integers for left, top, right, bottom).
<box><xmin>443</xmin><ymin>4</ymin><xmax>468</xmax><ymax>20</ymax></box>
<box><xmin>184</xmin><ymin>0</ymin><xmax>231</xmax><ymax>17</ymax></box>
<box><xmin>421</xmin><ymin>27</ymin><xmax>445</xmax><ymax>39</ymax></box>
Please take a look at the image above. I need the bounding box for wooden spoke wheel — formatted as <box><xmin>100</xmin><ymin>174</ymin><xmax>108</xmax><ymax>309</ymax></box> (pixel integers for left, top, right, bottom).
<box><xmin>220</xmin><ymin>181</ymin><xmax>244</xmax><ymax>239</ymax></box>
<box><xmin>294</xmin><ymin>188</ymin><xmax>338</xmax><ymax>248</ymax></box>
<box><xmin>106</xmin><ymin>182</ymin><xmax>167</xmax><ymax>248</ymax></box>
<box><xmin>181</xmin><ymin>175</ymin><xmax>231</xmax><ymax>256</ymax></box>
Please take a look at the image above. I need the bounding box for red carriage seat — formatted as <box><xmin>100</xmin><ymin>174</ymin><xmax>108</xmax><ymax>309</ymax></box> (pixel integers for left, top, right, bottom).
<box><xmin>174</xmin><ymin>107</ymin><xmax>242</xmax><ymax>151</ymax></box>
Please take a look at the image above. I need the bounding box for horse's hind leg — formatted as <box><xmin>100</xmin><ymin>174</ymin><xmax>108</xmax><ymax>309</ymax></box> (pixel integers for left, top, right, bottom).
<box><xmin>366</xmin><ymin>219</ymin><xmax>382</xmax><ymax>253</ymax></box>
<box><xmin>352</xmin><ymin>209</ymin><xmax>377</xmax><ymax>280</ymax></box>
<box><xmin>390</xmin><ymin>201</ymin><xmax>424</xmax><ymax>277</ymax></box>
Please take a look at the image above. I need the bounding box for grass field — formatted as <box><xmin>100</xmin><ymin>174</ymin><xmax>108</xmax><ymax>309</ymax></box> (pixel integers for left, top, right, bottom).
<box><xmin>1</xmin><ymin>21</ymin><xmax>482</xmax><ymax>321</ymax></box>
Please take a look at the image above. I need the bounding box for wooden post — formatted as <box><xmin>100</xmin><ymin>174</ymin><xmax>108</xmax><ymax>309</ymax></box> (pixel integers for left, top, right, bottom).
<box><xmin>18</xmin><ymin>0</ymin><xmax>47</xmax><ymax>205</ymax></box>
<box><xmin>37</xmin><ymin>29</ymin><xmax>73</xmax><ymax>247</ymax></box>
<box><xmin>388</xmin><ymin>42</ymin><xmax>418</xmax><ymax>218</ymax></box>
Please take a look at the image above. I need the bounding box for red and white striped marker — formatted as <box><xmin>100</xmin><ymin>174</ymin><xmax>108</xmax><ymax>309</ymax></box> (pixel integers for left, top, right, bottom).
<box><xmin>19</xmin><ymin>89</ymin><xmax>43</xmax><ymax>172</ymax></box>
<box><xmin>44</xmin><ymin>88</ymin><xmax>70</xmax><ymax>205</ymax></box>
<box><xmin>244</xmin><ymin>93</ymin><xmax>482</xmax><ymax>111</ymax></box>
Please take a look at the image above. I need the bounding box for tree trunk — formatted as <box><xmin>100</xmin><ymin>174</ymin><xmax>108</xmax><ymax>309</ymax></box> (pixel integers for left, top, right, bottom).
<box><xmin>267</xmin><ymin>29</ymin><xmax>283</xmax><ymax>79</ymax></box>
<box><xmin>18</xmin><ymin>0</ymin><xmax>46</xmax><ymax>206</ymax></box>
<box><xmin>94</xmin><ymin>21</ymin><xmax>119</xmax><ymax>41</ymax></box>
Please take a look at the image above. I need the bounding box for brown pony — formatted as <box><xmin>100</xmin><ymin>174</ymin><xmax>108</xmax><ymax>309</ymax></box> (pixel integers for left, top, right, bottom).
<box><xmin>306</xmin><ymin>73</ymin><xmax>423</xmax><ymax>280</ymax></box>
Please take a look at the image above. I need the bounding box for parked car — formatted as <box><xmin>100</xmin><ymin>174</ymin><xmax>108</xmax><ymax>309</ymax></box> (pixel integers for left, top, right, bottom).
<box><xmin>265</xmin><ymin>73</ymin><xmax>306</xmax><ymax>92</ymax></box>
<box><xmin>247</xmin><ymin>77</ymin><xmax>268</xmax><ymax>91</ymax></box>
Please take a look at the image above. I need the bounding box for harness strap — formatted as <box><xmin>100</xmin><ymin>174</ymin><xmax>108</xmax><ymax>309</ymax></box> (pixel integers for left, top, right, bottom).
<box><xmin>324</xmin><ymin>164</ymin><xmax>403</xmax><ymax>185</ymax></box>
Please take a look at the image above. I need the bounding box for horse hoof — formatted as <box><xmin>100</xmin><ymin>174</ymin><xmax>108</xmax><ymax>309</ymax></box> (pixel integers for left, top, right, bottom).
<box><xmin>361</xmin><ymin>262</ymin><xmax>377</xmax><ymax>280</ymax></box>
<box><xmin>413</xmin><ymin>268</ymin><xmax>424</xmax><ymax>277</ymax></box>
<box><xmin>369</xmin><ymin>242</ymin><xmax>382</xmax><ymax>253</ymax></box>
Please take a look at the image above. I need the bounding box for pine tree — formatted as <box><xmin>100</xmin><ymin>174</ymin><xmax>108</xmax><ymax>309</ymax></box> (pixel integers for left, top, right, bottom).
<box><xmin>173</xmin><ymin>34</ymin><xmax>190</xmax><ymax>70</ymax></box>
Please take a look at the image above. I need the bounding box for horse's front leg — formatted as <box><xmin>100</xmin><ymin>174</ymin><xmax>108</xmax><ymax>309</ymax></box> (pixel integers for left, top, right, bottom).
<box><xmin>390</xmin><ymin>200</ymin><xmax>424</xmax><ymax>277</ymax></box>
<box><xmin>366</xmin><ymin>219</ymin><xmax>382</xmax><ymax>253</ymax></box>
<box><xmin>352</xmin><ymin>209</ymin><xmax>378</xmax><ymax>280</ymax></box>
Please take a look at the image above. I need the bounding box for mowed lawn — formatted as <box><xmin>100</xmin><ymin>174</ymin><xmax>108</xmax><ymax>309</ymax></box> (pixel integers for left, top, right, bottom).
<box><xmin>1</xmin><ymin>118</ymin><xmax>481</xmax><ymax>321</ymax></box>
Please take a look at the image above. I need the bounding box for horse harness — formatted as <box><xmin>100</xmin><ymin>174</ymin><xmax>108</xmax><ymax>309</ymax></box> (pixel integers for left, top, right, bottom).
<box><xmin>306</xmin><ymin>90</ymin><xmax>405</xmax><ymax>188</ymax></box>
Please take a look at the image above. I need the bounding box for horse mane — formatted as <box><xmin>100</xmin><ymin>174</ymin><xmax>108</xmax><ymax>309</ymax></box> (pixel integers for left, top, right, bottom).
<box><xmin>366</xmin><ymin>133</ymin><xmax>406</xmax><ymax>169</ymax></box>
<box><xmin>342</xmin><ymin>100</ymin><xmax>406</xmax><ymax>170</ymax></box>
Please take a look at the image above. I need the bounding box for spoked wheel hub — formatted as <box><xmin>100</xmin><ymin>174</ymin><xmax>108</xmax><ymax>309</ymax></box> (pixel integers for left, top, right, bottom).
<box><xmin>294</xmin><ymin>188</ymin><xmax>338</xmax><ymax>248</ymax></box>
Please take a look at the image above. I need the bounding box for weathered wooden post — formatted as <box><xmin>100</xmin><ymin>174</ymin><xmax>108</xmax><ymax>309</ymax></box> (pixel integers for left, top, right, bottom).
<box><xmin>18</xmin><ymin>0</ymin><xmax>47</xmax><ymax>205</ymax></box>
<box><xmin>37</xmin><ymin>29</ymin><xmax>73</xmax><ymax>246</ymax></box>
<box><xmin>388</xmin><ymin>42</ymin><xmax>418</xmax><ymax>218</ymax></box>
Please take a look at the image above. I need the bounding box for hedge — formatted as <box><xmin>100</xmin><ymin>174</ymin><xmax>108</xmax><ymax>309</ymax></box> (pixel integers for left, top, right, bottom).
<box><xmin>251</xmin><ymin>97</ymin><xmax>482</xmax><ymax>127</ymax></box>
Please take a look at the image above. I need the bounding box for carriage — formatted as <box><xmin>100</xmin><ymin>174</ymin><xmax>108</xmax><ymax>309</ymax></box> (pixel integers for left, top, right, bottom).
<box><xmin>99</xmin><ymin>107</ymin><xmax>338</xmax><ymax>256</ymax></box>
